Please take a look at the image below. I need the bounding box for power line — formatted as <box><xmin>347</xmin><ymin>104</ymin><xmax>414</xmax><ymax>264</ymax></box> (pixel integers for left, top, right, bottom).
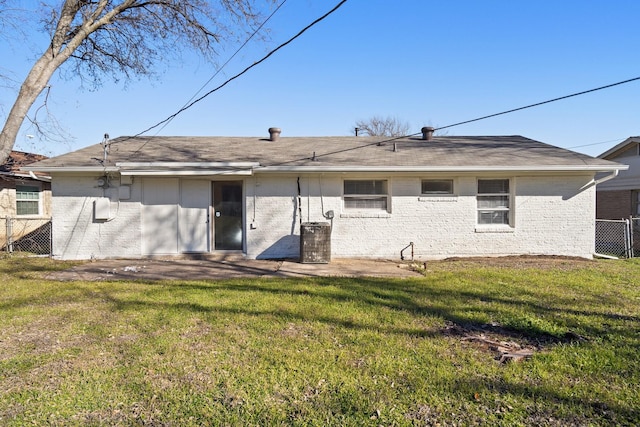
<box><xmin>130</xmin><ymin>0</ymin><xmax>348</xmax><ymax>140</ymax></box>
<box><xmin>252</xmin><ymin>76</ymin><xmax>640</xmax><ymax>169</ymax></box>
<box><xmin>567</xmin><ymin>138</ymin><xmax>626</xmax><ymax>150</ymax></box>
<box><xmin>434</xmin><ymin>76</ymin><xmax>640</xmax><ymax>132</ymax></box>
<box><xmin>115</xmin><ymin>75</ymin><xmax>640</xmax><ymax>178</ymax></box>
<box><xmin>150</xmin><ymin>0</ymin><xmax>289</xmax><ymax>136</ymax></box>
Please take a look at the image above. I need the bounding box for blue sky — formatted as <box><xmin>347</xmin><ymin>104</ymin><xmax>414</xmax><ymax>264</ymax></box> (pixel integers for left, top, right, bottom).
<box><xmin>2</xmin><ymin>0</ymin><xmax>640</xmax><ymax>157</ymax></box>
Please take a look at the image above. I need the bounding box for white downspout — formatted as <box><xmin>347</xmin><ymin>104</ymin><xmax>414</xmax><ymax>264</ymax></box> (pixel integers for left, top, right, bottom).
<box><xmin>580</xmin><ymin>169</ymin><xmax>620</xmax><ymax>191</ymax></box>
<box><xmin>593</xmin><ymin>169</ymin><xmax>619</xmax><ymax>185</ymax></box>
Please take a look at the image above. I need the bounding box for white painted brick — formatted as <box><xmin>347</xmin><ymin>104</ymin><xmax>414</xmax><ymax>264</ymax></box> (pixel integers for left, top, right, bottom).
<box><xmin>51</xmin><ymin>173</ymin><xmax>597</xmax><ymax>260</ymax></box>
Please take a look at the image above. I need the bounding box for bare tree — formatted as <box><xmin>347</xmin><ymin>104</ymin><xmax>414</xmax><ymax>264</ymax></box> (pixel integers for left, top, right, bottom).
<box><xmin>0</xmin><ymin>0</ymin><xmax>273</xmax><ymax>165</ymax></box>
<box><xmin>353</xmin><ymin>115</ymin><xmax>411</xmax><ymax>137</ymax></box>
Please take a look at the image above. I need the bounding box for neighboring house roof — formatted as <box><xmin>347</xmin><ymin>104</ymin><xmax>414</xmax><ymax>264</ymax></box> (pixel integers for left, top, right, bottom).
<box><xmin>24</xmin><ymin>135</ymin><xmax>625</xmax><ymax>175</ymax></box>
<box><xmin>595</xmin><ymin>137</ymin><xmax>639</xmax><ymax>192</ymax></box>
<box><xmin>598</xmin><ymin>136</ymin><xmax>640</xmax><ymax>159</ymax></box>
<box><xmin>0</xmin><ymin>150</ymin><xmax>51</xmax><ymax>181</ymax></box>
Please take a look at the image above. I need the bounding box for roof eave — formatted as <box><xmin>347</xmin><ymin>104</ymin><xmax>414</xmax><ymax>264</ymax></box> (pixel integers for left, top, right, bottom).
<box><xmin>22</xmin><ymin>166</ymin><xmax>120</xmax><ymax>173</ymax></box>
<box><xmin>257</xmin><ymin>165</ymin><xmax>628</xmax><ymax>173</ymax></box>
<box><xmin>598</xmin><ymin>137</ymin><xmax>640</xmax><ymax>159</ymax></box>
<box><xmin>20</xmin><ymin>164</ymin><xmax>627</xmax><ymax>175</ymax></box>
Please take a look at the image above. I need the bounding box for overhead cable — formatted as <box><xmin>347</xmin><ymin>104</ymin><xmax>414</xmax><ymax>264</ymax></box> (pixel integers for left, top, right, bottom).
<box><xmin>150</xmin><ymin>0</ymin><xmax>289</xmax><ymax>136</ymax></box>
<box><xmin>130</xmin><ymin>0</ymin><xmax>348</xmax><ymax>139</ymax></box>
<box><xmin>434</xmin><ymin>76</ymin><xmax>640</xmax><ymax>132</ymax></box>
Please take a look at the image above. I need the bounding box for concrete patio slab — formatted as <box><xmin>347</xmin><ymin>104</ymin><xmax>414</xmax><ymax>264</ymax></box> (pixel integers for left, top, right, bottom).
<box><xmin>45</xmin><ymin>256</ymin><xmax>422</xmax><ymax>281</ymax></box>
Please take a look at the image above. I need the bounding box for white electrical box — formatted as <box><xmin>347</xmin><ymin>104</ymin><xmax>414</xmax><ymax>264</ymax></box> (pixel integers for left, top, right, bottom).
<box><xmin>119</xmin><ymin>185</ymin><xmax>131</xmax><ymax>200</ymax></box>
<box><xmin>94</xmin><ymin>198</ymin><xmax>111</xmax><ymax>220</ymax></box>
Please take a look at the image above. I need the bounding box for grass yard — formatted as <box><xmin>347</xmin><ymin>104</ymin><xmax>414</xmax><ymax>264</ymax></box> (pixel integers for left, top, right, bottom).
<box><xmin>0</xmin><ymin>256</ymin><xmax>639</xmax><ymax>426</ymax></box>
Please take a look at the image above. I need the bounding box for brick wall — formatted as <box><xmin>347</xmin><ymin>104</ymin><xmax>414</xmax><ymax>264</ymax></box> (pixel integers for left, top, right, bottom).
<box><xmin>246</xmin><ymin>174</ymin><xmax>596</xmax><ymax>260</ymax></box>
<box><xmin>51</xmin><ymin>172</ymin><xmax>598</xmax><ymax>260</ymax></box>
<box><xmin>596</xmin><ymin>190</ymin><xmax>633</xmax><ymax>219</ymax></box>
<box><xmin>51</xmin><ymin>175</ymin><xmax>142</xmax><ymax>259</ymax></box>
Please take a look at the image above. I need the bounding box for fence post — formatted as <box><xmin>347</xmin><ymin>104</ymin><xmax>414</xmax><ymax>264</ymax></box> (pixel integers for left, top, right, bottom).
<box><xmin>625</xmin><ymin>219</ymin><xmax>632</xmax><ymax>258</ymax></box>
<box><xmin>6</xmin><ymin>217</ymin><xmax>13</xmax><ymax>253</ymax></box>
<box><xmin>631</xmin><ymin>218</ymin><xmax>635</xmax><ymax>258</ymax></box>
<box><xmin>49</xmin><ymin>219</ymin><xmax>53</xmax><ymax>257</ymax></box>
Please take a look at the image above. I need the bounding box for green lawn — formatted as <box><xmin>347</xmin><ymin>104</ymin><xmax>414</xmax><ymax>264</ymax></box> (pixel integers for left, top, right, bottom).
<box><xmin>0</xmin><ymin>256</ymin><xmax>639</xmax><ymax>426</ymax></box>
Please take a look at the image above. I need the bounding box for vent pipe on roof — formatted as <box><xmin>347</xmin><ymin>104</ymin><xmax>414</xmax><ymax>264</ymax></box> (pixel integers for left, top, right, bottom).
<box><xmin>268</xmin><ymin>127</ymin><xmax>281</xmax><ymax>142</ymax></box>
<box><xmin>421</xmin><ymin>126</ymin><xmax>435</xmax><ymax>141</ymax></box>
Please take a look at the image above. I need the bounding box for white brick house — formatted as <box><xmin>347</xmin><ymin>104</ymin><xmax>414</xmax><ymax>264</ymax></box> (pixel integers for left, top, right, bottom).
<box><xmin>25</xmin><ymin>129</ymin><xmax>626</xmax><ymax>260</ymax></box>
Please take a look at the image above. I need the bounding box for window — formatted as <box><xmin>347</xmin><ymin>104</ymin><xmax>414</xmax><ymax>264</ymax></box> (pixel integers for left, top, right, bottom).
<box><xmin>477</xmin><ymin>179</ymin><xmax>510</xmax><ymax>225</ymax></box>
<box><xmin>343</xmin><ymin>180</ymin><xmax>388</xmax><ymax>211</ymax></box>
<box><xmin>16</xmin><ymin>185</ymin><xmax>40</xmax><ymax>216</ymax></box>
<box><xmin>422</xmin><ymin>179</ymin><xmax>453</xmax><ymax>195</ymax></box>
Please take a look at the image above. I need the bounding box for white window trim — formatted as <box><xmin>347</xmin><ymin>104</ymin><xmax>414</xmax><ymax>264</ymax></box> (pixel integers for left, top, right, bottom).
<box><xmin>419</xmin><ymin>178</ymin><xmax>458</xmax><ymax>202</ymax></box>
<box><xmin>342</xmin><ymin>179</ymin><xmax>391</xmax><ymax>214</ymax></box>
<box><xmin>15</xmin><ymin>183</ymin><xmax>42</xmax><ymax>217</ymax></box>
<box><xmin>475</xmin><ymin>178</ymin><xmax>513</xmax><ymax>230</ymax></box>
<box><xmin>421</xmin><ymin>178</ymin><xmax>455</xmax><ymax>195</ymax></box>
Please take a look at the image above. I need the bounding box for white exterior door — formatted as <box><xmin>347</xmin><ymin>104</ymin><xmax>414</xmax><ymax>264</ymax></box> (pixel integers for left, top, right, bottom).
<box><xmin>179</xmin><ymin>180</ymin><xmax>210</xmax><ymax>252</ymax></box>
<box><xmin>142</xmin><ymin>178</ymin><xmax>210</xmax><ymax>255</ymax></box>
<box><xmin>142</xmin><ymin>178</ymin><xmax>179</xmax><ymax>254</ymax></box>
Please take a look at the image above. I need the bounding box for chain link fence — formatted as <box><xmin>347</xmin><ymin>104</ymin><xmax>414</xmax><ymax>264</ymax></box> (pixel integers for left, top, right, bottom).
<box><xmin>632</xmin><ymin>218</ymin><xmax>640</xmax><ymax>258</ymax></box>
<box><xmin>1</xmin><ymin>216</ymin><xmax>636</xmax><ymax>259</ymax></box>
<box><xmin>595</xmin><ymin>218</ymin><xmax>634</xmax><ymax>258</ymax></box>
<box><xmin>1</xmin><ymin>217</ymin><xmax>52</xmax><ymax>255</ymax></box>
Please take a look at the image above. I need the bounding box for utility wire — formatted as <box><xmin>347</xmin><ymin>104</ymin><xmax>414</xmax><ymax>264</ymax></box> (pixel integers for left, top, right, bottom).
<box><xmin>434</xmin><ymin>76</ymin><xmax>640</xmax><ymax>132</ymax></box>
<box><xmin>568</xmin><ymin>138</ymin><xmax>627</xmax><ymax>150</ymax></box>
<box><xmin>293</xmin><ymin>76</ymin><xmax>640</xmax><ymax>165</ymax></box>
<box><xmin>129</xmin><ymin>0</ymin><xmax>348</xmax><ymax>140</ymax></box>
<box><xmin>150</xmin><ymin>0</ymin><xmax>289</xmax><ymax>136</ymax></box>
<box><xmin>114</xmin><ymin>75</ymin><xmax>640</xmax><ymax>177</ymax></box>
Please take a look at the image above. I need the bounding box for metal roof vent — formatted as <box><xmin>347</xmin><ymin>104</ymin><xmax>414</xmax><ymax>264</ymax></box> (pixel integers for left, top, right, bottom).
<box><xmin>268</xmin><ymin>127</ymin><xmax>281</xmax><ymax>142</ymax></box>
<box><xmin>421</xmin><ymin>126</ymin><xmax>435</xmax><ymax>141</ymax></box>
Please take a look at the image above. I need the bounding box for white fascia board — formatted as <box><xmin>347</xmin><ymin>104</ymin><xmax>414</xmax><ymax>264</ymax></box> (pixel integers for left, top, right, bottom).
<box><xmin>116</xmin><ymin>162</ymin><xmax>260</xmax><ymax>168</ymax></box>
<box><xmin>120</xmin><ymin>169</ymin><xmax>253</xmax><ymax>176</ymax></box>
<box><xmin>21</xmin><ymin>166</ymin><xmax>119</xmax><ymax>173</ymax></box>
<box><xmin>257</xmin><ymin>165</ymin><xmax>628</xmax><ymax>173</ymax></box>
<box><xmin>116</xmin><ymin>162</ymin><xmax>258</xmax><ymax>176</ymax></box>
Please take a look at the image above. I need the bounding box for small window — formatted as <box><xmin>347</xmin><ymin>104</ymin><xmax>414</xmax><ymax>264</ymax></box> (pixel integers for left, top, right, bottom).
<box><xmin>422</xmin><ymin>179</ymin><xmax>453</xmax><ymax>195</ymax></box>
<box><xmin>477</xmin><ymin>179</ymin><xmax>510</xmax><ymax>225</ymax></box>
<box><xmin>16</xmin><ymin>185</ymin><xmax>41</xmax><ymax>216</ymax></box>
<box><xmin>344</xmin><ymin>180</ymin><xmax>388</xmax><ymax>211</ymax></box>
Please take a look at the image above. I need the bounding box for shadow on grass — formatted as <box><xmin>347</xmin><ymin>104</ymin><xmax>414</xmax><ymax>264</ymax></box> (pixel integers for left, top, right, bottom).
<box><xmin>5</xmin><ymin>267</ymin><xmax>639</xmax><ymax>424</ymax></box>
<box><xmin>0</xmin><ymin>256</ymin><xmax>79</xmax><ymax>276</ymax></box>
<box><xmin>451</xmin><ymin>373</ymin><xmax>640</xmax><ymax>425</ymax></box>
<box><xmin>83</xmin><ymin>274</ymin><xmax>640</xmax><ymax>350</ymax></box>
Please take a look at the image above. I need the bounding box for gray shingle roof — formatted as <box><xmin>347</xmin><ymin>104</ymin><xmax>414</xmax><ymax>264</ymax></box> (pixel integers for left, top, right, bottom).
<box><xmin>25</xmin><ymin>135</ymin><xmax>623</xmax><ymax>172</ymax></box>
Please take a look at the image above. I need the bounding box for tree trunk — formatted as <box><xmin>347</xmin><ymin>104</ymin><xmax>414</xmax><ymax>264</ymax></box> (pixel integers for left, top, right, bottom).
<box><xmin>0</xmin><ymin>53</ymin><xmax>64</xmax><ymax>165</ymax></box>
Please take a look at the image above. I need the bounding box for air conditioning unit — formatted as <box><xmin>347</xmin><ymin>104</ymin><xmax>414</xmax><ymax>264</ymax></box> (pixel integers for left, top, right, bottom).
<box><xmin>300</xmin><ymin>222</ymin><xmax>331</xmax><ymax>264</ymax></box>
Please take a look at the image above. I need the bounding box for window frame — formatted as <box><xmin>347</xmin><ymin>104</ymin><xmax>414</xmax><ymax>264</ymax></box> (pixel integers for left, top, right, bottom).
<box><xmin>343</xmin><ymin>179</ymin><xmax>390</xmax><ymax>212</ymax></box>
<box><xmin>15</xmin><ymin>184</ymin><xmax>42</xmax><ymax>216</ymax></box>
<box><xmin>421</xmin><ymin>179</ymin><xmax>454</xmax><ymax>195</ymax></box>
<box><xmin>476</xmin><ymin>178</ymin><xmax>511</xmax><ymax>226</ymax></box>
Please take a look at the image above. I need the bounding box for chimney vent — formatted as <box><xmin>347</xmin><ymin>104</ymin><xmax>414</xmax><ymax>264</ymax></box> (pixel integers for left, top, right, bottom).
<box><xmin>268</xmin><ymin>127</ymin><xmax>281</xmax><ymax>142</ymax></box>
<box><xmin>421</xmin><ymin>126</ymin><xmax>435</xmax><ymax>141</ymax></box>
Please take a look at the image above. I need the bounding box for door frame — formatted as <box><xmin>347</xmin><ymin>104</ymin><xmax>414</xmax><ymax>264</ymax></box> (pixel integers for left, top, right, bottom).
<box><xmin>211</xmin><ymin>180</ymin><xmax>245</xmax><ymax>252</ymax></box>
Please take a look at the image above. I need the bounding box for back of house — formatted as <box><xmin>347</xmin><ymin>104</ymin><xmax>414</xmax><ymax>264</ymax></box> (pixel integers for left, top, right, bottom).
<box><xmin>24</xmin><ymin>130</ymin><xmax>625</xmax><ymax>261</ymax></box>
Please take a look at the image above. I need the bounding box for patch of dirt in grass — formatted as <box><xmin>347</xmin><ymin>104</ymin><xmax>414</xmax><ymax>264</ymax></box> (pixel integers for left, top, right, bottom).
<box><xmin>0</xmin><ymin>317</ymin><xmax>72</xmax><ymax>360</ymax></box>
<box><xmin>441</xmin><ymin>321</ymin><xmax>587</xmax><ymax>364</ymax></box>
<box><xmin>404</xmin><ymin>404</ymin><xmax>442</xmax><ymax>425</ymax></box>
